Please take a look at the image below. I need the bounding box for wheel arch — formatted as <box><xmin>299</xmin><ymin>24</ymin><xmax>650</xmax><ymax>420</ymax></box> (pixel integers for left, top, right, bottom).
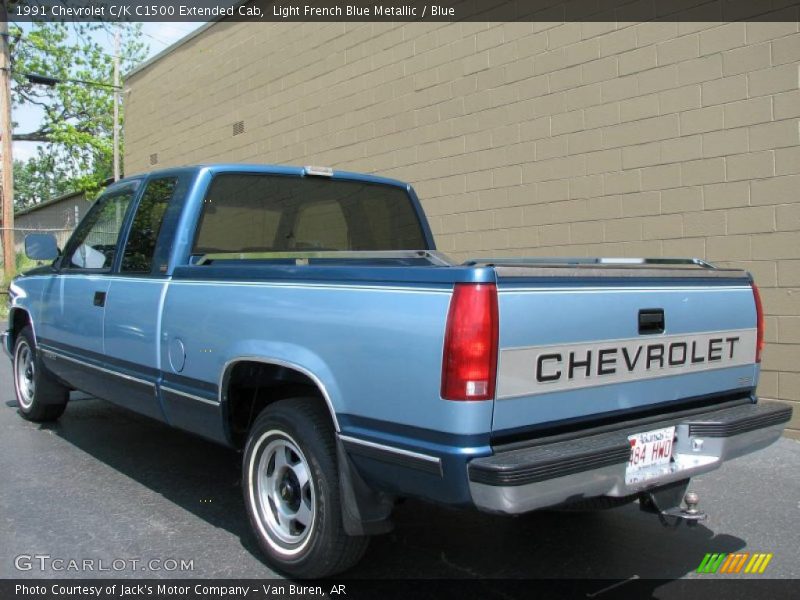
<box><xmin>8</xmin><ymin>307</ymin><xmax>34</xmax><ymax>348</ymax></box>
<box><xmin>223</xmin><ymin>356</ymin><xmax>395</xmax><ymax>538</ymax></box>
<box><xmin>220</xmin><ymin>356</ymin><xmax>341</xmax><ymax>448</ymax></box>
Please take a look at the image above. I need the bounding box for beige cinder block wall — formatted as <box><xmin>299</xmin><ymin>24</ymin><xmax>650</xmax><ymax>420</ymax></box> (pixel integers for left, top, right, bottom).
<box><xmin>125</xmin><ymin>8</ymin><xmax>800</xmax><ymax>436</ymax></box>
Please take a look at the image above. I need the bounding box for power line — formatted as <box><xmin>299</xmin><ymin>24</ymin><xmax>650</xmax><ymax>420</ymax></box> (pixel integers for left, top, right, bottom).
<box><xmin>140</xmin><ymin>31</ymin><xmax>172</xmax><ymax>46</ymax></box>
<box><xmin>11</xmin><ymin>32</ymin><xmax>120</xmax><ymax>60</ymax></box>
<box><xmin>10</xmin><ymin>20</ymin><xmax>200</xmax><ymax>63</ymax></box>
<box><xmin>24</xmin><ymin>71</ymin><xmax>120</xmax><ymax>89</ymax></box>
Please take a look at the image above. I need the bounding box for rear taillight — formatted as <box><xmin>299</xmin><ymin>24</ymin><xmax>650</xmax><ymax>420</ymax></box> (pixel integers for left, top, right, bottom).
<box><xmin>441</xmin><ymin>283</ymin><xmax>498</xmax><ymax>401</ymax></box>
<box><xmin>752</xmin><ymin>282</ymin><xmax>765</xmax><ymax>363</ymax></box>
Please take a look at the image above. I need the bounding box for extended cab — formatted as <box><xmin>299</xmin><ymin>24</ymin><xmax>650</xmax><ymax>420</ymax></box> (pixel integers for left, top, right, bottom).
<box><xmin>5</xmin><ymin>165</ymin><xmax>791</xmax><ymax>577</ymax></box>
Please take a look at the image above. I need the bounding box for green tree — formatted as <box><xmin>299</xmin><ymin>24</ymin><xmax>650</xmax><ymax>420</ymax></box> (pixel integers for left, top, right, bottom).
<box><xmin>10</xmin><ymin>22</ymin><xmax>147</xmax><ymax>207</ymax></box>
<box><xmin>13</xmin><ymin>151</ymin><xmax>71</xmax><ymax>209</ymax></box>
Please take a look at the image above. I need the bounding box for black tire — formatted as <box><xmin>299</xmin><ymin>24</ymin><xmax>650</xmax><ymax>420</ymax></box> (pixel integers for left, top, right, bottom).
<box><xmin>242</xmin><ymin>397</ymin><xmax>369</xmax><ymax>578</ymax></box>
<box><xmin>12</xmin><ymin>325</ymin><xmax>69</xmax><ymax>422</ymax></box>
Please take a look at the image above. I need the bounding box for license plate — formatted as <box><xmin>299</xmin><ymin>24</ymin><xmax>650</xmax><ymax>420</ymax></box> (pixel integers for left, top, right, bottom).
<box><xmin>625</xmin><ymin>426</ymin><xmax>675</xmax><ymax>484</ymax></box>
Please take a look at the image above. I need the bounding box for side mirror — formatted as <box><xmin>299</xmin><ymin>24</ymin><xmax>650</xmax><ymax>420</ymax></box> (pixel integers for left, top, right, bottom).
<box><xmin>24</xmin><ymin>233</ymin><xmax>60</xmax><ymax>261</ymax></box>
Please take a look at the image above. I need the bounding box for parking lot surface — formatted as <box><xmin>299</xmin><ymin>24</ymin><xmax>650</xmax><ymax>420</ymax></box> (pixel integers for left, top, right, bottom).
<box><xmin>1</xmin><ymin>360</ymin><xmax>798</xmax><ymax>581</ymax></box>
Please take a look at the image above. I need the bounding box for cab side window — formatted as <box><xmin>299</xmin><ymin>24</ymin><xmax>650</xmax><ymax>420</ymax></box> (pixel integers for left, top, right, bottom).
<box><xmin>66</xmin><ymin>187</ymin><xmax>136</xmax><ymax>270</ymax></box>
<box><xmin>121</xmin><ymin>178</ymin><xmax>178</xmax><ymax>274</ymax></box>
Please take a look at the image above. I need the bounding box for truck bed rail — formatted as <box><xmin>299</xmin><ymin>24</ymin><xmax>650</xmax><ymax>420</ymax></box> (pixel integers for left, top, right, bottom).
<box><xmin>464</xmin><ymin>257</ymin><xmax>750</xmax><ymax>280</ymax></box>
<box><xmin>464</xmin><ymin>257</ymin><xmax>716</xmax><ymax>268</ymax></box>
<box><xmin>194</xmin><ymin>249</ymin><xmax>455</xmax><ymax>267</ymax></box>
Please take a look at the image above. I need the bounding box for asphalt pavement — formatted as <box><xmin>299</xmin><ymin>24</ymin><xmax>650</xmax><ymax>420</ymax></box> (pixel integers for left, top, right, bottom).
<box><xmin>1</xmin><ymin>358</ymin><xmax>798</xmax><ymax>582</ymax></box>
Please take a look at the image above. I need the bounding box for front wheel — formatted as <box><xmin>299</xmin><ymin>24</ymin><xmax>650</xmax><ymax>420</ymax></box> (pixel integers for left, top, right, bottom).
<box><xmin>243</xmin><ymin>398</ymin><xmax>369</xmax><ymax>578</ymax></box>
<box><xmin>13</xmin><ymin>325</ymin><xmax>69</xmax><ymax>422</ymax></box>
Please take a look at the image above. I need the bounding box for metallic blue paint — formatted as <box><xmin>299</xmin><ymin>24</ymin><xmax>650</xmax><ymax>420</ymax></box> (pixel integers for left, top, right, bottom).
<box><xmin>492</xmin><ymin>367</ymin><xmax>758</xmax><ymax>433</ymax></box>
<box><xmin>160</xmin><ymin>278</ymin><xmax>495</xmax><ymax>436</ymax></box>
<box><xmin>172</xmin><ymin>264</ymin><xmax>496</xmax><ymax>284</ymax></box>
<box><xmin>38</xmin><ymin>274</ymin><xmax>109</xmax><ymax>356</ymax></box>
<box><xmin>497</xmin><ymin>285</ymin><xmax>757</xmax><ymax>347</ymax></box>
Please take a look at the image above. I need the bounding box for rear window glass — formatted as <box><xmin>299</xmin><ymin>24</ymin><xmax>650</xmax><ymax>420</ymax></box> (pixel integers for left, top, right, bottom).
<box><xmin>192</xmin><ymin>174</ymin><xmax>426</xmax><ymax>254</ymax></box>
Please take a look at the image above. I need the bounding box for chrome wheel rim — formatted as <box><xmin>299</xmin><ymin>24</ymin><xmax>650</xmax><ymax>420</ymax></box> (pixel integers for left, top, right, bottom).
<box><xmin>256</xmin><ymin>434</ymin><xmax>316</xmax><ymax>549</ymax></box>
<box><xmin>15</xmin><ymin>341</ymin><xmax>35</xmax><ymax>410</ymax></box>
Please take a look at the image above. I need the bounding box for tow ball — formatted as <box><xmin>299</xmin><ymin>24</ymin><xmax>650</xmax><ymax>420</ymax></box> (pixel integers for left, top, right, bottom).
<box><xmin>639</xmin><ymin>480</ymin><xmax>708</xmax><ymax>528</ymax></box>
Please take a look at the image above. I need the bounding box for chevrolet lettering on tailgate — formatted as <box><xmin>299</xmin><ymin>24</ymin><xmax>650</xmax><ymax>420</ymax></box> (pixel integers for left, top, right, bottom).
<box><xmin>498</xmin><ymin>329</ymin><xmax>757</xmax><ymax>398</ymax></box>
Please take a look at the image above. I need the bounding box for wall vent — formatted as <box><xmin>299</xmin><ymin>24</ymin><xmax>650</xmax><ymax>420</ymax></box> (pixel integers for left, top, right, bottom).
<box><xmin>149</xmin><ymin>153</ymin><xmax>159</xmax><ymax>165</ymax></box>
<box><xmin>233</xmin><ymin>120</ymin><xmax>245</xmax><ymax>136</ymax></box>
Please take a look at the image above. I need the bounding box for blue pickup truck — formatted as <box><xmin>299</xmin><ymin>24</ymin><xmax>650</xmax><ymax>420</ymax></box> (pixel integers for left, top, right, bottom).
<box><xmin>5</xmin><ymin>164</ymin><xmax>791</xmax><ymax>577</ymax></box>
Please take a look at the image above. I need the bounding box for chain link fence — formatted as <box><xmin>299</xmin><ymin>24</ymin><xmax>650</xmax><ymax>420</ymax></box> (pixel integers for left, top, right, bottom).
<box><xmin>8</xmin><ymin>227</ymin><xmax>75</xmax><ymax>250</ymax></box>
<box><xmin>0</xmin><ymin>227</ymin><xmax>75</xmax><ymax>274</ymax></box>
<box><xmin>2</xmin><ymin>191</ymin><xmax>89</xmax><ymax>275</ymax></box>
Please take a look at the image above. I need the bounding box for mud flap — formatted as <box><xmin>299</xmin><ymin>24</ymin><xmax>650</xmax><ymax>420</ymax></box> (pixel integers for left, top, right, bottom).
<box><xmin>336</xmin><ymin>439</ymin><xmax>395</xmax><ymax>536</ymax></box>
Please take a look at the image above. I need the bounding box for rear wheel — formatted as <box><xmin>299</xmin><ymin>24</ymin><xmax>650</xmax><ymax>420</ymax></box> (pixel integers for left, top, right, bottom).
<box><xmin>243</xmin><ymin>397</ymin><xmax>369</xmax><ymax>578</ymax></box>
<box><xmin>13</xmin><ymin>326</ymin><xmax>69</xmax><ymax>422</ymax></box>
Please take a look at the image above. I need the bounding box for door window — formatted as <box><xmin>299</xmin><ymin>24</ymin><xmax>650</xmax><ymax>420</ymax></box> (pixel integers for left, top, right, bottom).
<box><xmin>65</xmin><ymin>185</ymin><xmax>137</xmax><ymax>270</ymax></box>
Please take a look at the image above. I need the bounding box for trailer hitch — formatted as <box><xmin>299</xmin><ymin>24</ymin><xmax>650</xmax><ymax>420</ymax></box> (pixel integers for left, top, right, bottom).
<box><xmin>639</xmin><ymin>479</ymin><xmax>708</xmax><ymax>529</ymax></box>
<box><xmin>654</xmin><ymin>491</ymin><xmax>708</xmax><ymax>528</ymax></box>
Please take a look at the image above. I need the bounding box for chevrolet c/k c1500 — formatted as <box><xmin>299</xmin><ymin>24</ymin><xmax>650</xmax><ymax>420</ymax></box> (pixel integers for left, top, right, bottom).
<box><xmin>5</xmin><ymin>164</ymin><xmax>792</xmax><ymax>577</ymax></box>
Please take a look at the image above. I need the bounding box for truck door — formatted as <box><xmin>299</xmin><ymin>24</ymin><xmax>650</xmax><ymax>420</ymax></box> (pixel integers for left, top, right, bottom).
<box><xmin>103</xmin><ymin>175</ymin><xmax>183</xmax><ymax>420</ymax></box>
<box><xmin>38</xmin><ymin>181</ymin><xmax>140</xmax><ymax>398</ymax></box>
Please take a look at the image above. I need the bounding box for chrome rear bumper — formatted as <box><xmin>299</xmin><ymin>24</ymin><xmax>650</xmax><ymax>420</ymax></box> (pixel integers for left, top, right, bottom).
<box><xmin>468</xmin><ymin>400</ymin><xmax>791</xmax><ymax>514</ymax></box>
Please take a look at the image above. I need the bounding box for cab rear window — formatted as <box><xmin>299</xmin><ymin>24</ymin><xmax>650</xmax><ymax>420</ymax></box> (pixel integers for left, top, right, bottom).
<box><xmin>192</xmin><ymin>174</ymin><xmax>427</xmax><ymax>255</ymax></box>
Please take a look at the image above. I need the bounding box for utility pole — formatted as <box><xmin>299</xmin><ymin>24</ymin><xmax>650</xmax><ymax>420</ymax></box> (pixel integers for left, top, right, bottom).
<box><xmin>112</xmin><ymin>28</ymin><xmax>120</xmax><ymax>181</ymax></box>
<box><xmin>0</xmin><ymin>0</ymin><xmax>14</xmax><ymax>281</ymax></box>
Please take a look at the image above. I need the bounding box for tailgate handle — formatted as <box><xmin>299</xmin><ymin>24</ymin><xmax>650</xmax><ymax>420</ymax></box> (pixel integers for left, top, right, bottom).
<box><xmin>639</xmin><ymin>309</ymin><xmax>664</xmax><ymax>334</ymax></box>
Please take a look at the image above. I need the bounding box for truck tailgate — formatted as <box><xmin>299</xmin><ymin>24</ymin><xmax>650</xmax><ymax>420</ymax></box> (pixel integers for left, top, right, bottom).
<box><xmin>491</xmin><ymin>262</ymin><xmax>759</xmax><ymax>438</ymax></box>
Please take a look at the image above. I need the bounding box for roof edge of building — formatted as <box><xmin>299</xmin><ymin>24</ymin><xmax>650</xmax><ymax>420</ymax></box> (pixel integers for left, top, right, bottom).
<box><xmin>15</xmin><ymin>178</ymin><xmax>113</xmax><ymax>217</ymax></box>
<box><xmin>126</xmin><ymin>21</ymin><xmax>218</xmax><ymax>81</ymax></box>
<box><xmin>125</xmin><ymin>0</ymin><xmax>249</xmax><ymax>81</ymax></box>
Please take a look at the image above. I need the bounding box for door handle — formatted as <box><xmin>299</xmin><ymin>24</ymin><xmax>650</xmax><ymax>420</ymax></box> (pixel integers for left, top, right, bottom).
<box><xmin>638</xmin><ymin>308</ymin><xmax>664</xmax><ymax>334</ymax></box>
<box><xmin>93</xmin><ymin>291</ymin><xmax>107</xmax><ymax>307</ymax></box>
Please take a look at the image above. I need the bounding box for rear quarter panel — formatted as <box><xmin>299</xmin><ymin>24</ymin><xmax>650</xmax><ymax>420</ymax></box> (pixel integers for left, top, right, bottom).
<box><xmin>159</xmin><ymin>278</ymin><xmax>494</xmax><ymax>437</ymax></box>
